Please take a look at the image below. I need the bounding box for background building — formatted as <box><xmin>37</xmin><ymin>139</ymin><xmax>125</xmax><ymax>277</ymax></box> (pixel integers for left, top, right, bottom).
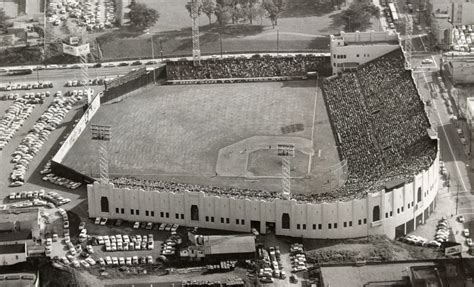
<box><xmin>429</xmin><ymin>0</ymin><xmax>474</xmax><ymax>25</ymax></box>
<box><xmin>442</xmin><ymin>52</ymin><xmax>474</xmax><ymax>84</ymax></box>
<box><xmin>0</xmin><ymin>0</ymin><xmax>43</xmax><ymax>18</ymax></box>
<box><xmin>0</xmin><ymin>243</ymin><xmax>27</xmax><ymax>266</ymax></box>
<box><xmin>0</xmin><ymin>208</ymin><xmax>41</xmax><ymax>242</ymax></box>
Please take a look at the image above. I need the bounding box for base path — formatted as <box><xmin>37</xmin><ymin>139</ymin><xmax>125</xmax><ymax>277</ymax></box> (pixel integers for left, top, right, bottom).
<box><xmin>216</xmin><ymin>136</ymin><xmax>314</xmax><ymax>177</ymax></box>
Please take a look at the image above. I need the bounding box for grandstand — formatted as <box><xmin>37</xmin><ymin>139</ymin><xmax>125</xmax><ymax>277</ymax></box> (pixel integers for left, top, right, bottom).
<box><xmin>82</xmin><ymin>36</ymin><xmax>439</xmax><ymax>239</ymax></box>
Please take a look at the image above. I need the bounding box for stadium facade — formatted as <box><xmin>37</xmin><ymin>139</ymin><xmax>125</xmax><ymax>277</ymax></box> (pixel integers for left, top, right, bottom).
<box><xmin>89</xmin><ymin>156</ymin><xmax>438</xmax><ymax>239</ymax></box>
<box><xmin>86</xmin><ymin>30</ymin><xmax>440</xmax><ymax>240</ymax></box>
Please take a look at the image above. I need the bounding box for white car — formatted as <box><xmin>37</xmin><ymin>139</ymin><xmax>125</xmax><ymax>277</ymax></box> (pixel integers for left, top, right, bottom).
<box><xmin>85</xmin><ymin>257</ymin><xmax>96</xmax><ymax>266</ymax></box>
<box><xmin>95</xmin><ymin>217</ymin><xmax>101</xmax><ymax>225</ymax></box>
<box><xmin>100</xmin><ymin>217</ymin><xmax>108</xmax><ymax>225</ymax></box>
<box><xmin>147</xmin><ymin>241</ymin><xmax>154</xmax><ymax>250</ymax></box>
<box><xmin>422</xmin><ymin>58</ymin><xmax>434</xmax><ymax>65</ymax></box>
<box><xmin>80</xmin><ymin>260</ymin><xmax>90</xmax><ymax>268</ymax></box>
<box><xmin>105</xmin><ymin>256</ymin><xmax>112</xmax><ymax>265</ymax></box>
<box><xmin>464</xmin><ymin>229</ymin><xmax>470</xmax><ymax>237</ymax></box>
<box><xmin>133</xmin><ymin>221</ymin><xmax>140</xmax><ymax>229</ymax></box>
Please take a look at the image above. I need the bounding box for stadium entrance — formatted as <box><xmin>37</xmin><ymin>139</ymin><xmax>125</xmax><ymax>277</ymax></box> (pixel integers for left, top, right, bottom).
<box><xmin>395</xmin><ymin>223</ymin><xmax>406</xmax><ymax>239</ymax></box>
<box><xmin>265</xmin><ymin>222</ymin><xmax>275</xmax><ymax>234</ymax></box>
<box><xmin>251</xmin><ymin>220</ymin><xmax>261</xmax><ymax>234</ymax></box>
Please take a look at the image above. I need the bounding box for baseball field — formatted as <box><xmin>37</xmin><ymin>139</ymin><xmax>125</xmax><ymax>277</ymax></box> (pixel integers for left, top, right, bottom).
<box><xmin>62</xmin><ymin>80</ymin><xmax>342</xmax><ymax>193</ymax></box>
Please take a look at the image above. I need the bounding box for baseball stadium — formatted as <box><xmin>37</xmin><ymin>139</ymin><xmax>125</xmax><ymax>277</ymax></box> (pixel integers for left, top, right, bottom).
<box><xmin>52</xmin><ymin>30</ymin><xmax>440</xmax><ymax>239</ymax></box>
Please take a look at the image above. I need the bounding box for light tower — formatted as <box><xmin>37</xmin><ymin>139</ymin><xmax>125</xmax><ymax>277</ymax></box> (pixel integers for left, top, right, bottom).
<box><xmin>91</xmin><ymin>124</ymin><xmax>111</xmax><ymax>183</ymax></box>
<box><xmin>278</xmin><ymin>144</ymin><xmax>295</xmax><ymax>199</ymax></box>
<box><xmin>62</xmin><ymin>31</ymin><xmax>93</xmax><ymax>104</ymax></box>
<box><xmin>404</xmin><ymin>14</ymin><xmax>413</xmax><ymax>70</ymax></box>
<box><xmin>191</xmin><ymin>0</ymin><xmax>201</xmax><ymax>66</ymax></box>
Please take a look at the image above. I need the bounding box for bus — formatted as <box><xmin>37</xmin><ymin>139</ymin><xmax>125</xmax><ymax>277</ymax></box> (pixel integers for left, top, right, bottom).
<box><xmin>6</xmin><ymin>68</ymin><xmax>33</xmax><ymax>76</ymax></box>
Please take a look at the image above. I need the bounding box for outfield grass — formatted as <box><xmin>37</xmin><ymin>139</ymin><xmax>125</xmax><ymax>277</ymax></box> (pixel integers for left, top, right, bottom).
<box><xmin>63</xmin><ymin>80</ymin><xmax>341</xmax><ymax>193</ymax></box>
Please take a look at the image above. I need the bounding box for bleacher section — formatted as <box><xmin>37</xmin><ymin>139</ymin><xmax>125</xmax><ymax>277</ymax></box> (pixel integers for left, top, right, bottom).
<box><xmin>166</xmin><ymin>55</ymin><xmax>331</xmax><ymax>81</ymax></box>
<box><xmin>320</xmin><ymin>48</ymin><xmax>437</xmax><ymax>198</ymax></box>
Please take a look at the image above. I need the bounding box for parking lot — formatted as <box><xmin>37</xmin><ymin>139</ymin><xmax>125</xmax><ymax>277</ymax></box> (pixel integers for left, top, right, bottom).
<box><xmin>47</xmin><ymin>0</ymin><xmax>117</xmax><ymax>31</ymax></box>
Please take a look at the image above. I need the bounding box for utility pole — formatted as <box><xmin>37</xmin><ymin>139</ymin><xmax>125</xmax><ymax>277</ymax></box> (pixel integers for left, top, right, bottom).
<box><xmin>276</xmin><ymin>29</ymin><xmax>279</xmax><ymax>56</ymax></box>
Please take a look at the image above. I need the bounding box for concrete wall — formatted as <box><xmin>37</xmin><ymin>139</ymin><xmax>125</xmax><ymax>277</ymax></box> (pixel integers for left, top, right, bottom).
<box><xmin>88</xmin><ymin>152</ymin><xmax>439</xmax><ymax>239</ymax></box>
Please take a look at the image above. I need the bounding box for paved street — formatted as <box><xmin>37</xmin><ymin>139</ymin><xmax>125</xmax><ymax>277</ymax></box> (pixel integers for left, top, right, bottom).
<box><xmin>410</xmin><ymin>49</ymin><xmax>474</xmax><ymax>253</ymax></box>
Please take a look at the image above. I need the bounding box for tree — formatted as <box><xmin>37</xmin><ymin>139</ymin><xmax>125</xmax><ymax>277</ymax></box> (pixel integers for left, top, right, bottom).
<box><xmin>185</xmin><ymin>1</ymin><xmax>203</xmax><ymax>18</ymax></box>
<box><xmin>242</xmin><ymin>0</ymin><xmax>260</xmax><ymax>24</ymax></box>
<box><xmin>129</xmin><ymin>2</ymin><xmax>159</xmax><ymax>29</ymax></box>
<box><xmin>262</xmin><ymin>0</ymin><xmax>279</xmax><ymax>28</ymax></box>
<box><xmin>215</xmin><ymin>3</ymin><xmax>231</xmax><ymax>26</ymax></box>
<box><xmin>202</xmin><ymin>0</ymin><xmax>216</xmax><ymax>25</ymax></box>
<box><xmin>340</xmin><ymin>2</ymin><xmax>380</xmax><ymax>32</ymax></box>
<box><xmin>0</xmin><ymin>8</ymin><xmax>9</xmax><ymax>32</ymax></box>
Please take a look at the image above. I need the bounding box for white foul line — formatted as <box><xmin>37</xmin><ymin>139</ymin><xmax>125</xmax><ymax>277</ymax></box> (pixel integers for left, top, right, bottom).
<box><xmin>308</xmin><ymin>81</ymin><xmax>319</xmax><ymax>174</ymax></box>
<box><xmin>422</xmin><ymin>72</ymin><xmax>468</xmax><ymax>192</ymax></box>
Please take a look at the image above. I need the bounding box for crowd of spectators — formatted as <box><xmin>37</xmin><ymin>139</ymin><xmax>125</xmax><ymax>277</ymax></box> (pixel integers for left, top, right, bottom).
<box><xmin>110</xmin><ymin>177</ymin><xmax>285</xmax><ymax>201</ymax></box>
<box><xmin>321</xmin><ymin>49</ymin><xmax>437</xmax><ymax>198</ymax></box>
<box><xmin>166</xmin><ymin>55</ymin><xmax>330</xmax><ymax>80</ymax></box>
<box><xmin>109</xmin><ymin>49</ymin><xmax>436</xmax><ymax>204</ymax></box>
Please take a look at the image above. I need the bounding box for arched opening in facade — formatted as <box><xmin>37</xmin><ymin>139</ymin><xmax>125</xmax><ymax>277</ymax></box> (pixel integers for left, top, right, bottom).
<box><xmin>373</xmin><ymin>205</ymin><xmax>380</xmax><ymax>222</ymax></box>
<box><xmin>191</xmin><ymin>205</ymin><xmax>199</xmax><ymax>221</ymax></box>
<box><xmin>100</xmin><ymin>197</ymin><xmax>109</xmax><ymax>213</ymax></box>
<box><xmin>282</xmin><ymin>213</ymin><xmax>290</xmax><ymax>229</ymax></box>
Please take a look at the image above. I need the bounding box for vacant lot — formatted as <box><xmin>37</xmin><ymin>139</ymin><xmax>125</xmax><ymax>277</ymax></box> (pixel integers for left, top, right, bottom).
<box><xmin>63</xmin><ymin>80</ymin><xmax>340</xmax><ymax>193</ymax></box>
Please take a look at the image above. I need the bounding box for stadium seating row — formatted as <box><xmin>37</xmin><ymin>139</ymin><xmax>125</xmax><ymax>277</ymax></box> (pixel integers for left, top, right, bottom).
<box><xmin>166</xmin><ymin>55</ymin><xmax>329</xmax><ymax>80</ymax></box>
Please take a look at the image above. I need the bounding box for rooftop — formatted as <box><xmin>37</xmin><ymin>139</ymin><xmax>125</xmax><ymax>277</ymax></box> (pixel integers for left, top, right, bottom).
<box><xmin>0</xmin><ymin>208</ymin><xmax>39</xmax><ymax>223</ymax></box>
<box><xmin>0</xmin><ymin>273</ymin><xmax>38</xmax><ymax>287</ymax></box>
<box><xmin>202</xmin><ymin>235</ymin><xmax>256</xmax><ymax>255</ymax></box>
<box><xmin>0</xmin><ymin>231</ymin><xmax>33</xmax><ymax>242</ymax></box>
<box><xmin>320</xmin><ymin>262</ymin><xmax>436</xmax><ymax>287</ymax></box>
<box><xmin>0</xmin><ymin>243</ymin><xmax>25</xmax><ymax>254</ymax></box>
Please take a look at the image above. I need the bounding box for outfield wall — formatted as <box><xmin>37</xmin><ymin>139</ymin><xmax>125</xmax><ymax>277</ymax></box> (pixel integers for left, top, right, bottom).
<box><xmin>88</xmin><ymin>149</ymin><xmax>439</xmax><ymax>239</ymax></box>
<box><xmin>50</xmin><ymin>92</ymin><xmax>102</xmax><ymax>183</ymax></box>
<box><xmin>101</xmin><ymin>66</ymin><xmax>166</xmax><ymax>104</ymax></box>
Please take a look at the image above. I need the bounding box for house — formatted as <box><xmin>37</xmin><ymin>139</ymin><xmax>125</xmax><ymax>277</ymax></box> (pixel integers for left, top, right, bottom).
<box><xmin>0</xmin><ymin>208</ymin><xmax>42</xmax><ymax>243</ymax></box>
